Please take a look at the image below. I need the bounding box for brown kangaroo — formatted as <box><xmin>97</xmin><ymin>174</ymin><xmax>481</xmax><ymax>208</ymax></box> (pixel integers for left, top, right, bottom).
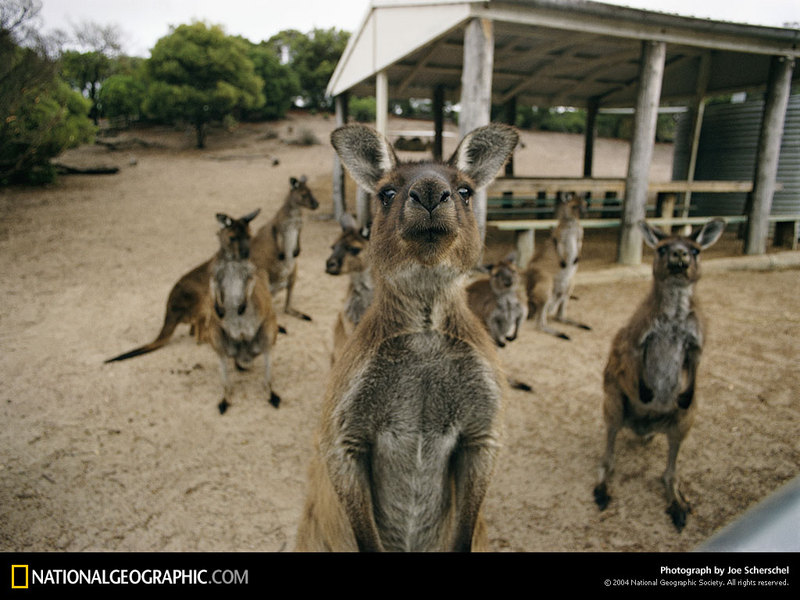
<box><xmin>466</xmin><ymin>253</ymin><xmax>532</xmax><ymax>392</ymax></box>
<box><xmin>250</xmin><ymin>176</ymin><xmax>319</xmax><ymax>322</ymax></box>
<box><xmin>524</xmin><ymin>193</ymin><xmax>590</xmax><ymax>340</ymax></box>
<box><xmin>295</xmin><ymin>123</ymin><xmax>518</xmax><ymax>552</ymax></box>
<box><xmin>203</xmin><ymin>224</ymin><xmax>281</xmax><ymax>415</ymax></box>
<box><xmin>325</xmin><ymin>213</ymin><xmax>373</xmax><ymax>364</ymax></box>
<box><xmin>593</xmin><ymin>218</ymin><xmax>724</xmax><ymax>532</ymax></box>
<box><xmin>104</xmin><ymin>210</ymin><xmax>260</xmax><ymax>363</ymax></box>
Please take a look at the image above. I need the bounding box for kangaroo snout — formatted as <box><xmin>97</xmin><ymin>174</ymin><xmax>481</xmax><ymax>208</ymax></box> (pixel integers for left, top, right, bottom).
<box><xmin>408</xmin><ymin>178</ymin><xmax>452</xmax><ymax>214</ymax></box>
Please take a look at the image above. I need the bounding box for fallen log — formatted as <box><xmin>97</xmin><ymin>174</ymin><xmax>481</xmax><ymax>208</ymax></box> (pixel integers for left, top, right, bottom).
<box><xmin>53</xmin><ymin>163</ymin><xmax>120</xmax><ymax>175</ymax></box>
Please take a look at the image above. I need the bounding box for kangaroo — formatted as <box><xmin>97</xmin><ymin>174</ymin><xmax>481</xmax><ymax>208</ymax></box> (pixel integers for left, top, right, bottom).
<box><xmin>250</xmin><ymin>175</ymin><xmax>319</xmax><ymax>322</ymax></box>
<box><xmin>104</xmin><ymin>210</ymin><xmax>260</xmax><ymax>363</ymax></box>
<box><xmin>295</xmin><ymin>123</ymin><xmax>518</xmax><ymax>552</ymax></box>
<box><xmin>467</xmin><ymin>253</ymin><xmax>528</xmax><ymax>348</ymax></box>
<box><xmin>204</xmin><ymin>215</ymin><xmax>281</xmax><ymax>415</ymax></box>
<box><xmin>325</xmin><ymin>213</ymin><xmax>373</xmax><ymax>363</ymax></box>
<box><xmin>466</xmin><ymin>254</ymin><xmax>532</xmax><ymax>392</ymax></box>
<box><xmin>593</xmin><ymin>218</ymin><xmax>725</xmax><ymax>532</ymax></box>
<box><xmin>524</xmin><ymin>193</ymin><xmax>590</xmax><ymax>340</ymax></box>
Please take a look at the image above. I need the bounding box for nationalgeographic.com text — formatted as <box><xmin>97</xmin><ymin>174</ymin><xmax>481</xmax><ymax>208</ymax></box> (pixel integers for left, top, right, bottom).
<box><xmin>20</xmin><ymin>567</ymin><xmax>247</xmax><ymax>586</ymax></box>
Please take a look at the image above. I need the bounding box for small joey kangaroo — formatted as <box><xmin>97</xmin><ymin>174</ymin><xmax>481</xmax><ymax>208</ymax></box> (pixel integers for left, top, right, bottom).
<box><xmin>524</xmin><ymin>193</ymin><xmax>590</xmax><ymax>340</ymax></box>
<box><xmin>466</xmin><ymin>253</ymin><xmax>532</xmax><ymax>392</ymax></box>
<box><xmin>250</xmin><ymin>175</ymin><xmax>319</xmax><ymax>322</ymax></box>
<box><xmin>104</xmin><ymin>210</ymin><xmax>260</xmax><ymax>363</ymax></box>
<box><xmin>467</xmin><ymin>253</ymin><xmax>528</xmax><ymax>348</ymax></box>
<box><xmin>593</xmin><ymin>218</ymin><xmax>725</xmax><ymax>532</ymax></box>
<box><xmin>204</xmin><ymin>213</ymin><xmax>281</xmax><ymax>415</ymax></box>
<box><xmin>295</xmin><ymin>123</ymin><xmax>518</xmax><ymax>552</ymax></box>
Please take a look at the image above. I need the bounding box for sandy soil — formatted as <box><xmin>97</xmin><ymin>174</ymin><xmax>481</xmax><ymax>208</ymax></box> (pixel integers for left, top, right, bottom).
<box><xmin>1</xmin><ymin>113</ymin><xmax>798</xmax><ymax>553</ymax></box>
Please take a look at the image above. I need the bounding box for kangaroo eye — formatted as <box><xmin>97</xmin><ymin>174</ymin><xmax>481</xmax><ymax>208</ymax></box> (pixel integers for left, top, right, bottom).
<box><xmin>378</xmin><ymin>188</ymin><xmax>396</xmax><ymax>206</ymax></box>
<box><xmin>348</xmin><ymin>247</ymin><xmax>361</xmax><ymax>256</ymax></box>
<box><xmin>690</xmin><ymin>247</ymin><xmax>700</xmax><ymax>256</ymax></box>
<box><xmin>457</xmin><ymin>186</ymin><xmax>472</xmax><ymax>203</ymax></box>
<box><xmin>657</xmin><ymin>246</ymin><xmax>668</xmax><ymax>256</ymax></box>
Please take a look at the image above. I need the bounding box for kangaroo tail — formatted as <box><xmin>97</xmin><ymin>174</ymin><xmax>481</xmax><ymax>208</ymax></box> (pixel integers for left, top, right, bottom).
<box><xmin>104</xmin><ymin>315</ymin><xmax>180</xmax><ymax>364</ymax></box>
<box><xmin>104</xmin><ymin>336</ymin><xmax>171</xmax><ymax>363</ymax></box>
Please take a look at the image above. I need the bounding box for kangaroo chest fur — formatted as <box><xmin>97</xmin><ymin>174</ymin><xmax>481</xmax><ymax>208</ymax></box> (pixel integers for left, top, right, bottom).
<box><xmin>631</xmin><ymin>285</ymin><xmax>701</xmax><ymax>426</ymax></box>
<box><xmin>270</xmin><ymin>213</ymin><xmax>302</xmax><ymax>291</ymax></box>
<box><xmin>338</xmin><ymin>328</ymin><xmax>501</xmax><ymax>551</ymax></box>
<box><xmin>492</xmin><ymin>291</ymin><xmax>524</xmax><ymax>337</ymax></box>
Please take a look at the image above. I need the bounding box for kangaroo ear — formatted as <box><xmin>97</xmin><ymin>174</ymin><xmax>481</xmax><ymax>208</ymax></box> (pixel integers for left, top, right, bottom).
<box><xmin>692</xmin><ymin>218</ymin><xmax>725</xmax><ymax>249</ymax></box>
<box><xmin>242</xmin><ymin>208</ymin><xmax>261</xmax><ymax>223</ymax></box>
<box><xmin>639</xmin><ymin>220</ymin><xmax>668</xmax><ymax>248</ymax></box>
<box><xmin>216</xmin><ymin>213</ymin><xmax>233</xmax><ymax>228</ymax></box>
<box><xmin>448</xmin><ymin>124</ymin><xmax>518</xmax><ymax>189</ymax></box>
<box><xmin>331</xmin><ymin>125</ymin><xmax>397</xmax><ymax>193</ymax></box>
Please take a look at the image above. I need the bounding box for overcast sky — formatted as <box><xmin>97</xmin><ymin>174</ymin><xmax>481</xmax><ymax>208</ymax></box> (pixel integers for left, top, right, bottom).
<box><xmin>35</xmin><ymin>0</ymin><xmax>800</xmax><ymax>57</ymax></box>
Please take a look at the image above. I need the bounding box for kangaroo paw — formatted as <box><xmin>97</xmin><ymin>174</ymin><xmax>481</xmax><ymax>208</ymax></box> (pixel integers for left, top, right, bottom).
<box><xmin>593</xmin><ymin>483</ymin><xmax>611</xmax><ymax>510</ymax></box>
<box><xmin>218</xmin><ymin>399</ymin><xmax>230</xmax><ymax>415</ymax></box>
<box><xmin>666</xmin><ymin>500</ymin><xmax>691</xmax><ymax>532</ymax></box>
<box><xmin>269</xmin><ymin>392</ymin><xmax>281</xmax><ymax>408</ymax></box>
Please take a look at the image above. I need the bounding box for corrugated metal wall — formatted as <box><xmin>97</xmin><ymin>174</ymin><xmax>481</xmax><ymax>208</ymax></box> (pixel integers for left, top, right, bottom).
<box><xmin>672</xmin><ymin>94</ymin><xmax>800</xmax><ymax>217</ymax></box>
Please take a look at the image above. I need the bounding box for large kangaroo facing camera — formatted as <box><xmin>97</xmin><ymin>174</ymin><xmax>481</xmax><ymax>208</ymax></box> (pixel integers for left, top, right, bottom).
<box><xmin>295</xmin><ymin>123</ymin><xmax>518</xmax><ymax>552</ymax></box>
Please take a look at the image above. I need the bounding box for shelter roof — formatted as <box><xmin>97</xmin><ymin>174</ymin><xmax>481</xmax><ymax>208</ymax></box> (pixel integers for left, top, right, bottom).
<box><xmin>327</xmin><ymin>0</ymin><xmax>800</xmax><ymax>108</ymax></box>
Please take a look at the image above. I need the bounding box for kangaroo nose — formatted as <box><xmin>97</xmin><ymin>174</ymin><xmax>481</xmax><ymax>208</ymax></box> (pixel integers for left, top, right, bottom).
<box><xmin>326</xmin><ymin>258</ymin><xmax>340</xmax><ymax>274</ymax></box>
<box><xmin>409</xmin><ymin>180</ymin><xmax>451</xmax><ymax>214</ymax></box>
<box><xmin>671</xmin><ymin>248</ymin><xmax>689</xmax><ymax>261</ymax></box>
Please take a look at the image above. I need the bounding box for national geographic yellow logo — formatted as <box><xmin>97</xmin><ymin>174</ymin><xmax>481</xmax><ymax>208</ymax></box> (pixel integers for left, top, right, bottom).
<box><xmin>11</xmin><ymin>565</ymin><xmax>28</xmax><ymax>589</ymax></box>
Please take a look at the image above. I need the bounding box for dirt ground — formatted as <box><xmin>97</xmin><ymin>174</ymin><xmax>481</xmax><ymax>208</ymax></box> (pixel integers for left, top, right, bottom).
<box><xmin>1</xmin><ymin>113</ymin><xmax>798</xmax><ymax>553</ymax></box>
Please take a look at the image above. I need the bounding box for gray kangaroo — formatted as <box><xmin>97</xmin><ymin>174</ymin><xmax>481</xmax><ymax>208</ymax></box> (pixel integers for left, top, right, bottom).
<box><xmin>250</xmin><ymin>176</ymin><xmax>319</xmax><ymax>322</ymax></box>
<box><xmin>295</xmin><ymin>123</ymin><xmax>518</xmax><ymax>552</ymax></box>
<box><xmin>524</xmin><ymin>194</ymin><xmax>590</xmax><ymax>340</ymax></box>
<box><xmin>466</xmin><ymin>254</ymin><xmax>532</xmax><ymax>392</ymax></box>
<box><xmin>325</xmin><ymin>213</ymin><xmax>373</xmax><ymax>363</ymax></box>
<box><xmin>593</xmin><ymin>218</ymin><xmax>724</xmax><ymax>532</ymax></box>
<box><xmin>204</xmin><ymin>227</ymin><xmax>281</xmax><ymax>415</ymax></box>
<box><xmin>104</xmin><ymin>210</ymin><xmax>260</xmax><ymax>363</ymax></box>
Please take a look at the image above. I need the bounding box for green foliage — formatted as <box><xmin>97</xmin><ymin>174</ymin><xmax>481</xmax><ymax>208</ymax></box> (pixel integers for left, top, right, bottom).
<box><xmin>349</xmin><ymin>96</ymin><xmax>376</xmax><ymax>123</ymax></box>
<box><xmin>98</xmin><ymin>74</ymin><xmax>146</xmax><ymax>125</ymax></box>
<box><xmin>60</xmin><ymin>49</ymin><xmax>112</xmax><ymax>123</ymax></box>
<box><xmin>242</xmin><ymin>40</ymin><xmax>300</xmax><ymax>121</ymax></box>
<box><xmin>268</xmin><ymin>27</ymin><xmax>350</xmax><ymax>111</ymax></box>
<box><xmin>143</xmin><ymin>22</ymin><xmax>265</xmax><ymax>147</ymax></box>
<box><xmin>1</xmin><ymin>30</ymin><xmax>95</xmax><ymax>185</ymax></box>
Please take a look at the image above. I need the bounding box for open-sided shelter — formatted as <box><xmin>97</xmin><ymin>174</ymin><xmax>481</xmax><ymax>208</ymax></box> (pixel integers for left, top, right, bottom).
<box><xmin>326</xmin><ymin>0</ymin><xmax>799</xmax><ymax>264</ymax></box>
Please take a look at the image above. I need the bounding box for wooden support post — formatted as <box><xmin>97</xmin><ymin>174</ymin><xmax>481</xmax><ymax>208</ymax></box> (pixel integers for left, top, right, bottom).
<box><xmin>502</xmin><ymin>95</ymin><xmax>516</xmax><ymax>209</ymax></box>
<box><xmin>375</xmin><ymin>70</ymin><xmax>388</xmax><ymax>138</ymax></box>
<box><xmin>658</xmin><ymin>192</ymin><xmax>676</xmax><ymax>232</ymax></box>
<box><xmin>584</xmin><ymin>97</ymin><xmax>599</xmax><ymax>178</ymax></box>
<box><xmin>460</xmin><ymin>17</ymin><xmax>494</xmax><ymax>242</ymax></box>
<box><xmin>515</xmin><ymin>229</ymin><xmax>534</xmax><ymax>269</ymax></box>
<box><xmin>504</xmin><ymin>95</ymin><xmax>517</xmax><ymax>176</ymax></box>
<box><xmin>618</xmin><ymin>40</ymin><xmax>666</xmax><ymax>266</ymax></box>
<box><xmin>433</xmin><ymin>85</ymin><xmax>445</xmax><ymax>162</ymax></box>
<box><xmin>332</xmin><ymin>93</ymin><xmax>349</xmax><ymax>221</ymax></box>
<box><xmin>745</xmin><ymin>56</ymin><xmax>794</xmax><ymax>255</ymax></box>
<box><xmin>683</xmin><ymin>53</ymin><xmax>711</xmax><ymax>224</ymax></box>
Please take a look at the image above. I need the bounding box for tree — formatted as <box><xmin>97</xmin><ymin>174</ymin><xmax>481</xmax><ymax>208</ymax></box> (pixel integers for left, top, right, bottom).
<box><xmin>268</xmin><ymin>27</ymin><xmax>350</xmax><ymax>111</ymax></box>
<box><xmin>58</xmin><ymin>21</ymin><xmax>123</xmax><ymax>124</ymax></box>
<box><xmin>1</xmin><ymin>2</ymin><xmax>94</xmax><ymax>184</ymax></box>
<box><xmin>242</xmin><ymin>40</ymin><xmax>299</xmax><ymax>121</ymax></box>
<box><xmin>143</xmin><ymin>22</ymin><xmax>265</xmax><ymax>148</ymax></box>
<box><xmin>99</xmin><ymin>73</ymin><xmax>146</xmax><ymax>126</ymax></box>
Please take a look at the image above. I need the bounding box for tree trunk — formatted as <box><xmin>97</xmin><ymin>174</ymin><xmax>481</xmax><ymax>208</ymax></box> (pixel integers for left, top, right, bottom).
<box><xmin>195</xmin><ymin>120</ymin><xmax>207</xmax><ymax>149</ymax></box>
